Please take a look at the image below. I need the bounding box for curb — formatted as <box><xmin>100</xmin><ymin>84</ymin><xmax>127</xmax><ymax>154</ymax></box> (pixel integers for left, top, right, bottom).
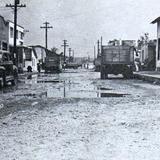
<box><xmin>133</xmin><ymin>73</ymin><xmax>160</xmax><ymax>84</ymax></box>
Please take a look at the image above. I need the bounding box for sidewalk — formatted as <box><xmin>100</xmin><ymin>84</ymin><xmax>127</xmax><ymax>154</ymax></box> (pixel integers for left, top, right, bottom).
<box><xmin>133</xmin><ymin>71</ymin><xmax>160</xmax><ymax>84</ymax></box>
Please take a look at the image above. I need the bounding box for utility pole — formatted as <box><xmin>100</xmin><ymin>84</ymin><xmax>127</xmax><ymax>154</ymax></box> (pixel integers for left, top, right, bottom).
<box><xmin>61</xmin><ymin>40</ymin><xmax>69</xmax><ymax>63</ymax></box>
<box><xmin>68</xmin><ymin>48</ymin><xmax>72</xmax><ymax>62</ymax></box>
<box><xmin>72</xmin><ymin>50</ymin><xmax>75</xmax><ymax>62</ymax></box>
<box><xmin>94</xmin><ymin>45</ymin><xmax>96</xmax><ymax>61</ymax></box>
<box><xmin>100</xmin><ymin>36</ymin><xmax>103</xmax><ymax>56</ymax></box>
<box><xmin>6</xmin><ymin>0</ymin><xmax>26</xmax><ymax>66</ymax></box>
<box><xmin>97</xmin><ymin>40</ymin><xmax>100</xmax><ymax>57</ymax></box>
<box><xmin>40</xmin><ymin>21</ymin><xmax>53</xmax><ymax>49</ymax></box>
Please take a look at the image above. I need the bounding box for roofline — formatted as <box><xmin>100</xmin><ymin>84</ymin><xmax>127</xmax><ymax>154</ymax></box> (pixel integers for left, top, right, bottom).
<box><xmin>7</xmin><ymin>20</ymin><xmax>24</xmax><ymax>29</ymax></box>
<box><xmin>0</xmin><ymin>15</ymin><xmax>8</xmax><ymax>26</ymax></box>
<box><xmin>151</xmin><ymin>17</ymin><xmax>160</xmax><ymax>24</ymax></box>
<box><xmin>30</xmin><ymin>45</ymin><xmax>46</xmax><ymax>49</ymax></box>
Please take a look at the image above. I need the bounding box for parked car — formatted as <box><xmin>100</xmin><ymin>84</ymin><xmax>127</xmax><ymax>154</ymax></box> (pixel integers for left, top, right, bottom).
<box><xmin>0</xmin><ymin>50</ymin><xmax>18</xmax><ymax>88</ymax></box>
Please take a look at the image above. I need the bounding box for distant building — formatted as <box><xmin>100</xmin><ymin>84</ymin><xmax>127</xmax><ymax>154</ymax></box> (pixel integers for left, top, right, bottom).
<box><xmin>140</xmin><ymin>40</ymin><xmax>156</xmax><ymax>71</ymax></box>
<box><xmin>10</xmin><ymin>46</ymin><xmax>38</xmax><ymax>72</ymax></box>
<box><xmin>0</xmin><ymin>15</ymin><xmax>9</xmax><ymax>51</ymax></box>
<box><xmin>108</xmin><ymin>39</ymin><xmax>136</xmax><ymax>47</ymax></box>
<box><xmin>151</xmin><ymin>17</ymin><xmax>160</xmax><ymax>70</ymax></box>
<box><xmin>108</xmin><ymin>39</ymin><xmax>120</xmax><ymax>46</ymax></box>
<box><xmin>31</xmin><ymin>45</ymin><xmax>47</xmax><ymax>64</ymax></box>
<box><xmin>7</xmin><ymin>20</ymin><xmax>24</xmax><ymax>47</ymax></box>
<box><xmin>22</xmin><ymin>46</ymin><xmax>38</xmax><ymax>72</ymax></box>
<box><xmin>121</xmin><ymin>40</ymin><xmax>136</xmax><ymax>47</ymax></box>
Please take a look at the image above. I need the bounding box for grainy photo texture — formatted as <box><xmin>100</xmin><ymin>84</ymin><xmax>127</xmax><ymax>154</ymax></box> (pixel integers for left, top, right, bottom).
<box><xmin>0</xmin><ymin>0</ymin><xmax>160</xmax><ymax>159</ymax></box>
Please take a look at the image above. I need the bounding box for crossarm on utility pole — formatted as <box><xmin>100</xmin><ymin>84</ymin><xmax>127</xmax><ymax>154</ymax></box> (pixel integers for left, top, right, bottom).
<box><xmin>40</xmin><ymin>22</ymin><xmax>53</xmax><ymax>49</ymax></box>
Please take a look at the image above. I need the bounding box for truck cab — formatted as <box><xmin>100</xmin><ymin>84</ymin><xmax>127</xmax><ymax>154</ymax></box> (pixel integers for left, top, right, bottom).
<box><xmin>0</xmin><ymin>50</ymin><xmax>18</xmax><ymax>87</ymax></box>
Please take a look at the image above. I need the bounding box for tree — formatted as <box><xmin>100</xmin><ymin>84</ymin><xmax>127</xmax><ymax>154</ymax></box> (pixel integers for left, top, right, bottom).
<box><xmin>51</xmin><ymin>47</ymin><xmax>58</xmax><ymax>54</ymax></box>
<box><xmin>138</xmin><ymin>33</ymin><xmax>149</xmax><ymax>48</ymax></box>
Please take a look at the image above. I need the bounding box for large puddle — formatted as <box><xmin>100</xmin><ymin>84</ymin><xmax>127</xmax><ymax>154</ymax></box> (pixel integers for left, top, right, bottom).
<box><xmin>0</xmin><ymin>71</ymin><xmax>130</xmax><ymax>98</ymax></box>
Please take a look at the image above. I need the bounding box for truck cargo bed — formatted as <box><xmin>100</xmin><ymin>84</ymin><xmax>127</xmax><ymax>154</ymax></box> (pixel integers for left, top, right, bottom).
<box><xmin>102</xmin><ymin>46</ymin><xmax>134</xmax><ymax>65</ymax></box>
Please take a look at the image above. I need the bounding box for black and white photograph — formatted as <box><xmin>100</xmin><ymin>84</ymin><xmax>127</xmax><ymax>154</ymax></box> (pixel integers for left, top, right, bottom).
<box><xmin>1</xmin><ymin>0</ymin><xmax>160</xmax><ymax>159</ymax></box>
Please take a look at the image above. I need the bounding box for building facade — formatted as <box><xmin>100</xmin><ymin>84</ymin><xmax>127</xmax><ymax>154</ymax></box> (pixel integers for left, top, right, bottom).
<box><xmin>151</xmin><ymin>17</ymin><xmax>160</xmax><ymax>70</ymax></box>
<box><xmin>140</xmin><ymin>40</ymin><xmax>156</xmax><ymax>71</ymax></box>
<box><xmin>7</xmin><ymin>20</ymin><xmax>24</xmax><ymax>47</ymax></box>
<box><xmin>31</xmin><ymin>45</ymin><xmax>47</xmax><ymax>63</ymax></box>
<box><xmin>0</xmin><ymin>15</ymin><xmax>9</xmax><ymax>51</ymax></box>
<box><xmin>11</xmin><ymin>46</ymin><xmax>38</xmax><ymax>72</ymax></box>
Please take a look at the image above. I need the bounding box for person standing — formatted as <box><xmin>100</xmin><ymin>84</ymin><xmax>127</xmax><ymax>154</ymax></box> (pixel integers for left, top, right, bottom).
<box><xmin>37</xmin><ymin>63</ymin><xmax>41</xmax><ymax>73</ymax></box>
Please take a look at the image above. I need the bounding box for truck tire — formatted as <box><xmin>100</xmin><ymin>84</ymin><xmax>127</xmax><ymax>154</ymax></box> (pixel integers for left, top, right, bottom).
<box><xmin>3</xmin><ymin>71</ymin><xmax>7</xmax><ymax>87</ymax></box>
<box><xmin>101</xmin><ymin>71</ymin><xmax>105</xmax><ymax>79</ymax></box>
<box><xmin>13</xmin><ymin>69</ymin><xmax>18</xmax><ymax>78</ymax></box>
<box><xmin>11</xmin><ymin>76</ymin><xmax>18</xmax><ymax>86</ymax></box>
<box><xmin>0</xmin><ymin>79</ymin><xmax>4</xmax><ymax>88</ymax></box>
<box><xmin>123</xmin><ymin>67</ymin><xmax>133</xmax><ymax>79</ymax></box>
<box><xmin>101</xmin><ymin>68</ymin><xmax>108</xmax><ymax>79</ymax></box>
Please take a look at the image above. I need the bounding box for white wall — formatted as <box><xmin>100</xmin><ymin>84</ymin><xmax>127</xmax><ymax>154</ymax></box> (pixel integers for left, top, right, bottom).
<box><xmin>34</xmin><ymin>47</ymin><xmax>46</xmax><ymax>62</ymax></box>
<box><xmin>23</xmin><ymin>50</ymin><xmax>38</xmax><ymax>72</ymax></box>
<box><xmin>8</xmin><ymin>21</ymin><xmax>24</xmax><ymax>46</ymax></box>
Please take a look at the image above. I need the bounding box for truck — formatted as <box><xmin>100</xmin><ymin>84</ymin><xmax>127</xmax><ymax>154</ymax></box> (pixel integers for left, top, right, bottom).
<box><xmin>44</xmin><ymin>56</ymin><xmax>62</xmax><ymax>73</ymax></box>
<box><xmin>0</xmin><ymin>50</ymin><xmax>18</xmax><ymax>87</ymax></box>
<box><xmin>101</xmin><ymin>45</ymin><xmax>135</xmax><ymax>79</ymax></box>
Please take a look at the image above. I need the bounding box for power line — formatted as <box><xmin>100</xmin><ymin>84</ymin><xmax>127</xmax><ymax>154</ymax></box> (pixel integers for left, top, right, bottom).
<box><xmin>40</xmin><ymin>21</ymin><xmax>53</xmax><ymax>49</ymax></box>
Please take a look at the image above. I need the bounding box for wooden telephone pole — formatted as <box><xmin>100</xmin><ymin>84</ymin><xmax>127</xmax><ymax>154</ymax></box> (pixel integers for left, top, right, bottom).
<box><xmin>61</xmin><ymin>40</ymin><xmax>69</xmax><ymax>63</ymax></box>
<box><xmin>100</xmin><ymin>36</ymin><xmax>103</xmax><ymax>56</ymax></box>
<box><xmin>94</xmin><ymin>45</ymin><xmax>96</xmax><ymax>60</ymax></box>
<box><xmin>97</xmin><ymin>40</ymin><xmax>100</xmax><ymax>57</ymax></box>
<box><xmin>6</xmin><ymin>0</ymin><xmax>26</xmax><ymax>66</ymax></box>
<box><xmin>40</xmin><ymin>22</ymin><xmax>53</xmax><ymax>49</ymax></box>
<box><xmin>68</xmin><ymin>48</ymin><xmax>72</xmax><ymax>62</ymax></box>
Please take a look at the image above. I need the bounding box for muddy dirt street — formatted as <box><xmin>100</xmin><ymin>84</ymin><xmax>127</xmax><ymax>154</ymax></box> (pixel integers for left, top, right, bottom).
<box><xmin>1</xmin><ymin>69</ymin><xmax>160</xmax><ymax>160</ymax></box>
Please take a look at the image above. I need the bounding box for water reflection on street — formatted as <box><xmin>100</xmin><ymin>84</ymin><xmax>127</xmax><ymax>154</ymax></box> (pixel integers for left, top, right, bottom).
<box><xmin>0</xmin><ymin>69</ymin><xmax>130</xmax><ymax>98</ymax></box>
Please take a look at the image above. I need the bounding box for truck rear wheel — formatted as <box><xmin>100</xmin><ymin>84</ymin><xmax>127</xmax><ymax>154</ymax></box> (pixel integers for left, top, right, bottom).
<box><xmin>3</xmin><ymin>72</ymin><xmax>6</xmax><ymax>87</ymax></box>
<box><xmin>123</xmin><ymin>67</ymin><xmax>133</xmax><ymax>79</ymax></box>
<box><xmin>11</xmin><ymin>78</ymin><xmax>17</xmax><ymax>86</ymax></box>
<box><xmin>101</xmin><ymin>70</ymin><xmax>108</xmax><ymax>79</ymax></box>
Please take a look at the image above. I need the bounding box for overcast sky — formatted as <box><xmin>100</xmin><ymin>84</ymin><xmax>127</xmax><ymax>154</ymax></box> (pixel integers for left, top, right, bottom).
<box><xmin>0</xmin><ymin>0</ymin><xmax>159</xmax><ymax>57</ymax></box>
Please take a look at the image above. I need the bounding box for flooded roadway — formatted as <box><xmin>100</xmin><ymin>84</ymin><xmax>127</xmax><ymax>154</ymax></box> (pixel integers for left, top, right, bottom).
<box><xmin>1</xmin><ymin>69</ymin><xmax>160</xmax><ymax>160</ymax></box>
<box><xmin>0</xmin><ymin>69</ymin><xmax>145</xmax><ymax>99</ymax></box>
